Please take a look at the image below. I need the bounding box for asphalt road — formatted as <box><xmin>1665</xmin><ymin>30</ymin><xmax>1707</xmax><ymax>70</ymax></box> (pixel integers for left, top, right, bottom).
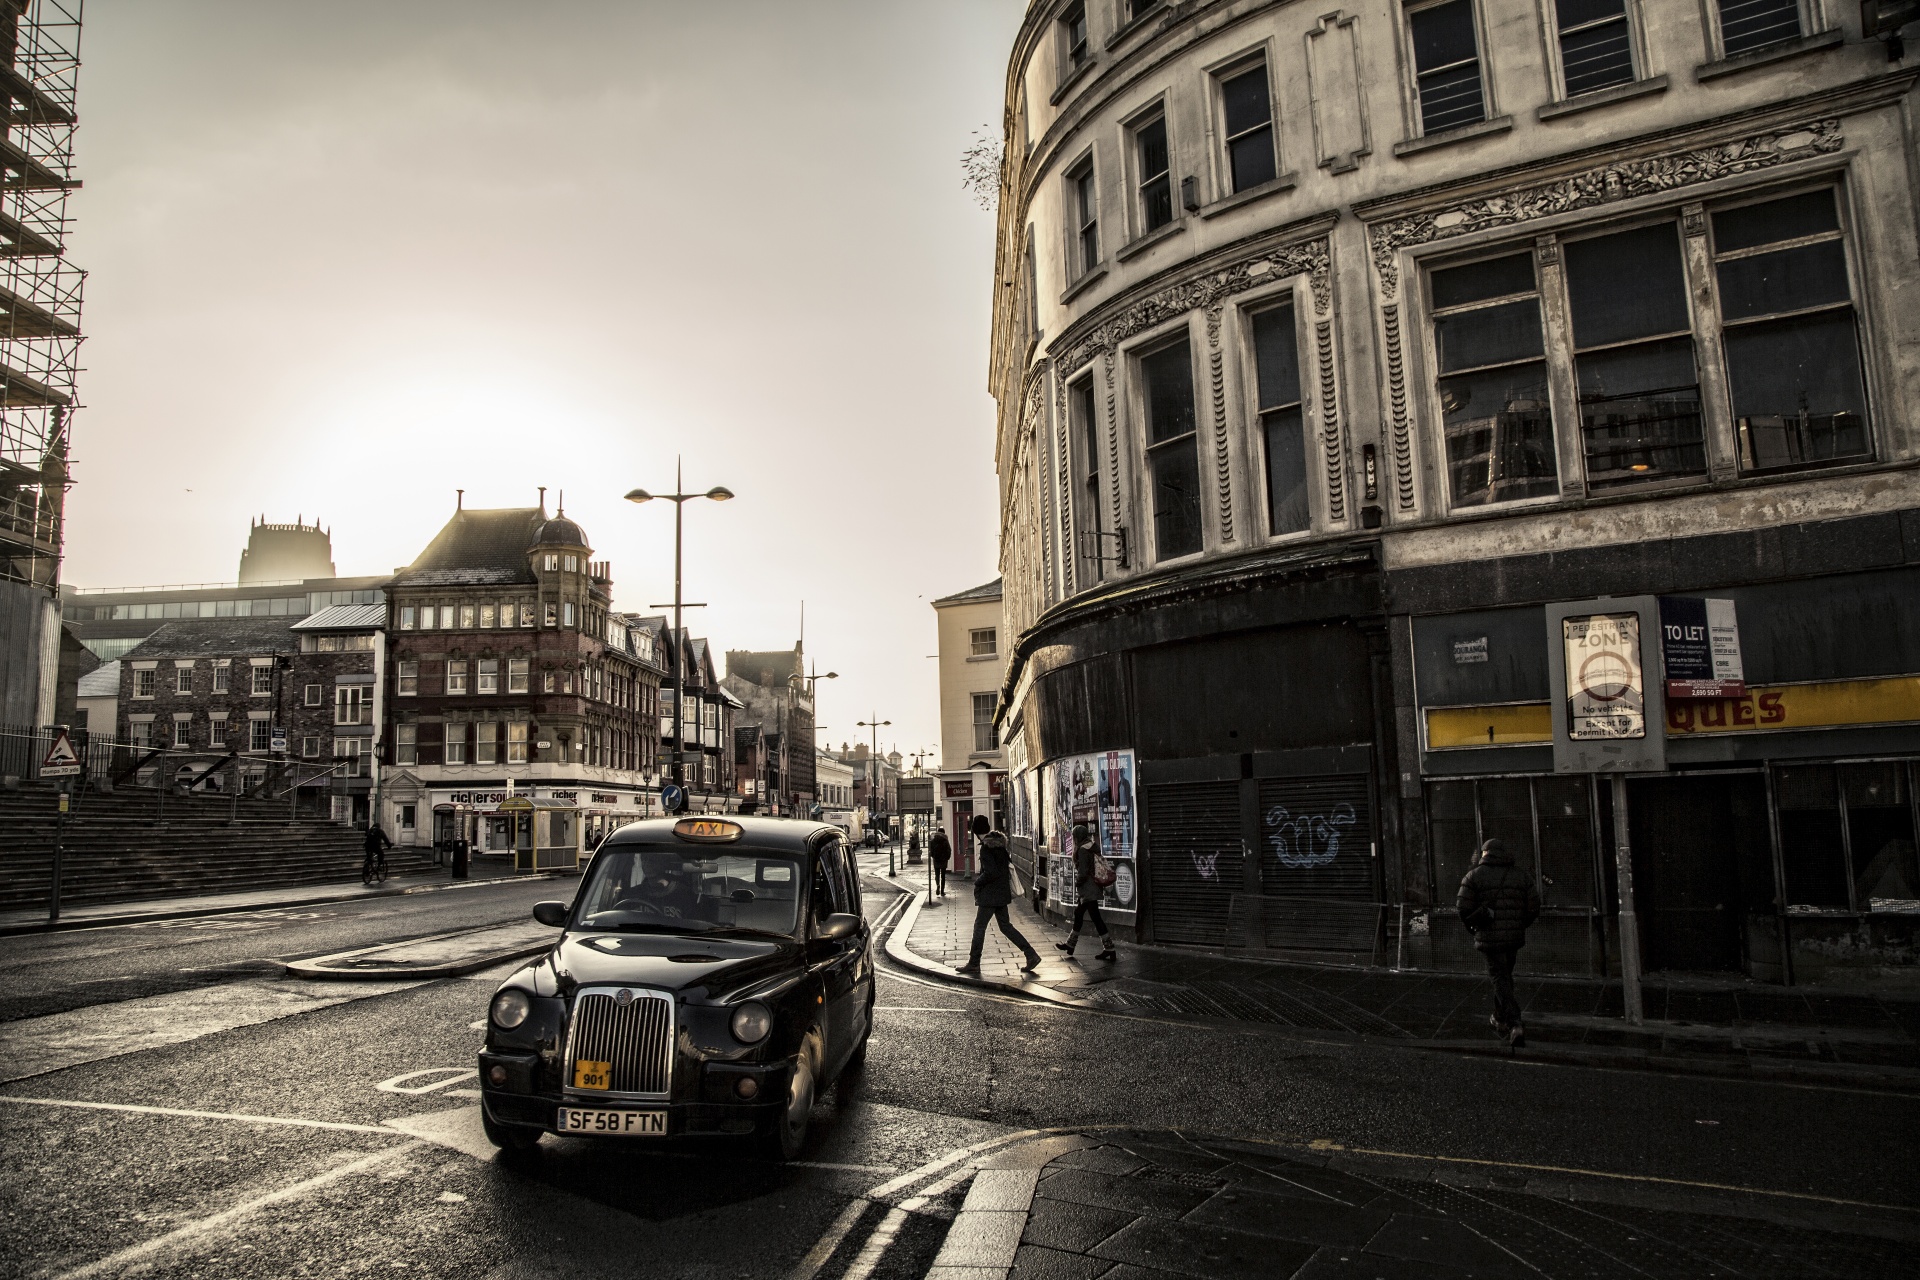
<box><xmin>0</xmin><ymin>853</ymin><xmax>1913</xmax><ymax>1279</ymax></box>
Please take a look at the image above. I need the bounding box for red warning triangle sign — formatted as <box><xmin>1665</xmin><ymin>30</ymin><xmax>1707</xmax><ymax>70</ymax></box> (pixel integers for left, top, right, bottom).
<box><xmin>40</xmin><ymin>729</ymin><xmax>81</xmax><ymax>776</ymax></box>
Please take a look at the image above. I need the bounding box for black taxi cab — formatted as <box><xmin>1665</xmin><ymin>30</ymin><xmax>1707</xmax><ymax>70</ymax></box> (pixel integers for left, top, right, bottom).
<box><xmin>478</xmin><ymin>815</ymin><xmax>874</xmax><ymax>1159</ymax></box>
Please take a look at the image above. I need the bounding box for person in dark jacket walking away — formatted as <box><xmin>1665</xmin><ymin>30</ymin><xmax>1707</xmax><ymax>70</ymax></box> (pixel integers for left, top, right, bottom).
<box><xmin>954</xmin><ymin>814</ymin><xmax>1042</xmax><ymax>976</ymax></box>
<box><xmin>928</xmin><ymin>826</ymin><xmax>952</xmax><ymax>896</ymax></box>
<box><xmin>1056</xmin><ymin>822</ymin><xmax>1117</xmax><ymax>962</ymax></box>
<box><xmin>1456</xmin><ymin>837</ymin><xmax>1542</xmax><ymax>1047</ymax></box>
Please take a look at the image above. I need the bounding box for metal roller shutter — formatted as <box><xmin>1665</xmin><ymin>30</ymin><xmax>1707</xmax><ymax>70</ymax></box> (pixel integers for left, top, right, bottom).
<box><xmin>1256</xmin><ymin>774</ymin><xmax>1378</xmax><ymax>951</ymax></box>
<box><xmin>1145</xmin><ymin>780</ymin><xmax>1244</xmax><ymax>948</ymax></box>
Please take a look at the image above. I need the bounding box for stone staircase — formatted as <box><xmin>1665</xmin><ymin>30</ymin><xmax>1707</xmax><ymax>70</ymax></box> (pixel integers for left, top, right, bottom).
<box><xmin>0</xmin><ymin>784</ymin><xmax>436</xmax><ymax>911</ymax></box>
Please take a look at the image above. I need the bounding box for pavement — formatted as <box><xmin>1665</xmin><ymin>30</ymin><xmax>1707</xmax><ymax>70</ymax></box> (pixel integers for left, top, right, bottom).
<box><xmin>877</xmin><ymin>858</ymin><xmax>1920</xmax><ymax>1090</ymax></box>
<box><xmin>286</xmin><ymin>919</ymin><xmax>562</xmax><ymax>979</ymax></box>
<box><xmin>0</xmin><ymin>859</ymin><xmax>571</xmax><ymax>936</ymax></box>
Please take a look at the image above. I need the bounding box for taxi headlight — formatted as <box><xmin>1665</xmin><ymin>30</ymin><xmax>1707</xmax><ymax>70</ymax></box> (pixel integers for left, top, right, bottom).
<box><xmin>729</xmin><ymin>1002</ymin><xmax>772</xmax><ymax>1044</ymax></box>
<box><xmin>490</xmin><ymin>989</ymin><xmax>532</xmax><ymax>1030</ymax></box>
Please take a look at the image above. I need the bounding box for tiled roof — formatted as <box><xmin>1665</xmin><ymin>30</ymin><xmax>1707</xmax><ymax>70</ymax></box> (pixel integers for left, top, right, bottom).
<box><xmin>394</xmin><ymin>507</ymin><xmax>542</xmax><ymax>586</ymax></box>
<box><xmin>292</xmin><ymin>603</ymin><xmax>385</xmax><ymax>631</ymax></box>
<box><xmin>932</xmin><ymin>577</ymin><xmax>1002</xmax><ymax>606</ymax></box>
<box><xmin>123</xmin><ymin>618</ymin><xmax>299</xmax><ymax>659</ymax></box>
<box><xmin>77</xmin><ymin>660</ymin><xmax>119</xmax><ymax>698</ymax></box>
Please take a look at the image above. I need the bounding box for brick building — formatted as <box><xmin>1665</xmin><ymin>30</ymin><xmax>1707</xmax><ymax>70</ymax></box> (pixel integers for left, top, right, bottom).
<box><xmin>288</xmin><ymin>603</ymin><xmax>384</xmax><ymax>826</ymax></box>
<box><xmin>379</xmin><ymin>500</ymin><xmax>662</xmax><ymax>849</ymax></box>
<box><xmin>118</xmin><ymin>617</ymin><xmax>299</xmax><ymax>791</ymax></box>
<box><xmin>722</xmin><ymin>644</ymin><xmax>817</xmax><ymax>815</ymax></box>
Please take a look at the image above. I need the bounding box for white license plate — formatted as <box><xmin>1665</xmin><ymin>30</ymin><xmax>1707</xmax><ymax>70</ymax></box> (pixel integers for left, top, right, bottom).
<box><xmin>557</xmin><ymin>1107</ymin><xmax>667</xmax><ymax>1136</ymax></box>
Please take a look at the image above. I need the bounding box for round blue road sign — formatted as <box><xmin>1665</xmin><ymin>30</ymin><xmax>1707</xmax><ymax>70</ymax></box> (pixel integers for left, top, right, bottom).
<box><xmin>661</xmin><ymin>783</ymin><xmax>687</xmax><ymax>814</ymax></box>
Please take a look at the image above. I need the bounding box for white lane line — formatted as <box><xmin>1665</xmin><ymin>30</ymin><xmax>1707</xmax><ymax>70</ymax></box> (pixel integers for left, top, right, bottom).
<box><xmin>874</xmin><ymin>1006</ymin><xmax>970</xmax><ymax>1013</ymax></box>
<box><xmin>0</xmin><ymin>1095</ymin><xmax>398</xmax><ymax>1135</ymax></box>
<box><xmin>784</xmin><ymin>1198</ymin><xmax>870</xmax><ymax>1280</ymax></box>
<box><xmin>839</xmin><ymin>1207</ymin><xmax>909</xmax><ymax>1280</ymax></box>
<box><xmin>865</xmin><ymin>1129</ymin><xmax>1039</xmax><ymax>1200</ymax></box>
<box><xmin>899</xmin><ymin>1162</ymin><xmax>976</xmax><ymax>1213</ymax></box>
<box><xmin>45</xmin><ymin>1141</ymin><xmax>423</xmax><ymax>1280</ymax></box>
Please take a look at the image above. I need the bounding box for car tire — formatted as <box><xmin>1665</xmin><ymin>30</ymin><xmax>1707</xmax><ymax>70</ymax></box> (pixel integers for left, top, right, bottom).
<box><xmin>762</xmin><ymin>1031</ymin><xmax>820</xmax><ymax>1162</ymax></box>
<box><xmin>482</xmin><ymin>1106</ymin><xmax>543</xmax><ymax>1156</ymax></box>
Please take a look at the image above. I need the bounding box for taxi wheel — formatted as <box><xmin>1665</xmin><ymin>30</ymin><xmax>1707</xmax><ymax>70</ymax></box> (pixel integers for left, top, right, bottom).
<box><xmin>482</xmin><ymin>1107</ymin><xmax>542</xmax><ymax>1156</ymax></box>
<box><xmin>763</xmin><ymin>1032</ymin><xmax>820</xmax><ymax>1162</ymax></box>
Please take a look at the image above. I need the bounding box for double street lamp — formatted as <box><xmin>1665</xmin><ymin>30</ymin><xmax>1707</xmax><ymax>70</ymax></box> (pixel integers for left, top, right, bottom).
<box><xmin>625</xmin><ymin>462</ymin><xmax>733</xmax><ymax>804</ymax></box>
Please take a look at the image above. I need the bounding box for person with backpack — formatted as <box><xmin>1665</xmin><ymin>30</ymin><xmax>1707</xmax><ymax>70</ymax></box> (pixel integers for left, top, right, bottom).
<box><xmin>1056</xmin><ymin>822</ymin><xmax>1117</xmax><ymax>962</ymax></box>
<box><xmin>954</xmin><ymin>814</ymin><xmax>1042</xmax><ymax>976</ymax></box>
<box><xmin>1456</xmin><ymin>837</ymin><xmax>1542</xmax><ymax>1048</ymax></box>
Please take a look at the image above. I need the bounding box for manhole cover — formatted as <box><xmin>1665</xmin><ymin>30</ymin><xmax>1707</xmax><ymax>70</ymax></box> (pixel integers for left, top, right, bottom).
<box><xmin>1131</xmin><ymin>1165</ymin><xmax>1227</xmax><ymax>1191</ymax></box>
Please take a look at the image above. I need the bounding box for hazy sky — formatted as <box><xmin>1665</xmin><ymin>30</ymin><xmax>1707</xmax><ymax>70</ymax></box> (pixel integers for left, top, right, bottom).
<box><xmin>65</xmin><ymin>0</ymin><xmax>1025</xmax><ymax>766</ymax></box>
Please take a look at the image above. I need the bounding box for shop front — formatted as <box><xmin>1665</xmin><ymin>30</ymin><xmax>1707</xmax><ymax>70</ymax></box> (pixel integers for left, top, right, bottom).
<box><xmin>1411</xmin><ymin>569</ymin><xmax>1920</xmax><ymax>986</ymax></box>
<box><xmin>937</xmin><ymin>769</ymin><xmax>1004</xmax><ymax>877</ymax></box>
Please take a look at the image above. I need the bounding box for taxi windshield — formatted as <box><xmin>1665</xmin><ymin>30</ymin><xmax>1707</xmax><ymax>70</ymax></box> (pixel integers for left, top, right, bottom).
<box><xmin>574</xmin><ymin>846</ymin><xmax>802</xmax><ymax>937</ymax></box>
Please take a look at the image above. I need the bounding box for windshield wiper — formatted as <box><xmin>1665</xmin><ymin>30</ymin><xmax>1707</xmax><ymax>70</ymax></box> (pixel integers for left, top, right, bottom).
<box><xmin>584</xmin><ymin>920</ymin><xmax>719</xmax><ymax>935</ymax></box>
<box><xmin>708</xmin><ymin>925</ymin><xmax>792</xmax><ymax>941</ymax></box>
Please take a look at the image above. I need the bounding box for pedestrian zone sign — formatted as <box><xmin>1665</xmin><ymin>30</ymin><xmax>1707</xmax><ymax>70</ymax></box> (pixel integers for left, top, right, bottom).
<box><xmin>40</xmin><ymin>729</ymin><xmax>81</xmax><ymax>778</ymax></box>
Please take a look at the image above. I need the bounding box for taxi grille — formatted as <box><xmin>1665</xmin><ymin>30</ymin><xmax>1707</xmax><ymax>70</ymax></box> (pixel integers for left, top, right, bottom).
<box><xmin>566</xmin><ymin>988</ymin><xmax>674</xmax><ymax>1098</ymax></box>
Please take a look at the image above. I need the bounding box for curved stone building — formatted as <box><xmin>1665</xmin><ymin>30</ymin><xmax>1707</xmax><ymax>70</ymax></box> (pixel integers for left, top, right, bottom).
<box><xmin>989</xmin><ymin>0</ymin><xmax>1920</xmax><ymax>985</ymax></box>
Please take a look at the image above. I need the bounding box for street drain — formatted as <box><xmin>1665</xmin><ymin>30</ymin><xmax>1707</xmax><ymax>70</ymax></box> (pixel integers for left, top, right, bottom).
<box><xmin>1131</xmin><ymin>1166</ymin><xmax>1227</xmax><ymax>1191</ymax></box>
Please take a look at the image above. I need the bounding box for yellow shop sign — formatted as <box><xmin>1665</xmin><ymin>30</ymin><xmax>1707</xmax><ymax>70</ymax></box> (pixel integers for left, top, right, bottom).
<box><xmin>1663</xmin><ymin>676</ymin><xmax>1920</xmax><ymax>735</ymax></box>
<box><xmin>1424</xmin><ymin>675</ymin><xmax>1920</xmax><ymax>749</ymax></box>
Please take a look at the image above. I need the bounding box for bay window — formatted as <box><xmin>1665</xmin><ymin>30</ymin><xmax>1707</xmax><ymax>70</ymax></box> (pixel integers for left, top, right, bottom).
<box><xmin>1251</xmin><ymin>302</ymin><xmax>1311</xmax><ymax>533</ymax></box>
<box><xmin>1713</xmin><ymin>189</ymin><xmax>1869</xmax><ymax>474</ymax></box>
<box><xmin>1563</xmin><ymin>221</ymin><xmax>1705</xmax><ymax>487</ymax></box>
<box><xmin>1140</xmin><ymin>336</ymin><xmax>1202</xmax><ymax>560</ymax></box>
<box><xmin>1430</xmin><ymin>251</ymin><xmax>1558</xmax><ymax>507</ymax></box>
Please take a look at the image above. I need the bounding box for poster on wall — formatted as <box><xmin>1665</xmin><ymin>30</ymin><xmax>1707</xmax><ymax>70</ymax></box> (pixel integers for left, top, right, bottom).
<box><xmin>1095</xmin><ymin>749</ymin><xmax>1137</xmax><ymax>912</ymax></box>
<box><xmin>1050</xmin><ymin>758</ymin><xmax>1079</xmax><ymax>907</ymax></box>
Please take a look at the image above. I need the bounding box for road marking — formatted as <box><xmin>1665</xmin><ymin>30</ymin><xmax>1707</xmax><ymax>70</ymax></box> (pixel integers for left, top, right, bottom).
<box><xmin>840</xmin><ymin>1206</ymin><xmax>908</xmax><ymax>1280</ymax></box>
<box><xmin>874</xmin><ymin>1005</ymin><xmax>970</xmax><ymax>1012</ymax></box>
<box><xmin>784</xmin><ymin>1199</ymin><xmax>870</xmax><ymax>1280</ymax></box>
<box><xmin>45</xmin><ymin>1141</ymin><xmax>422</xmax><ymax>1280</ymax></box>
<box><xmin>899</xmin><ymin>1163</ymin><xmax>975</xmax><ymax>1213</ymax></box>
<box><xmin>0</xmin><ymin>1094</ymin><xmax>398</xmax><ymax>1134</ymax></box>
<box><xmin>374</xmin><ymin>1067</ymin><xmax>473</xmax><ymax>1095</ymax></box>
<box><xmin>0</xmin><ymin>978</ymin><xmax>423</xmax><ymax>1084</ymax></box>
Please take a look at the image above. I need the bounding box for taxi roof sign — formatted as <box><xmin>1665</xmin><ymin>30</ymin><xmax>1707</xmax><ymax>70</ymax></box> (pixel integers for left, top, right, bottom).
<box><xmin>673</xmin><ymin>818</ymin><xmax>742</xmax><ymax>843</ymax></box>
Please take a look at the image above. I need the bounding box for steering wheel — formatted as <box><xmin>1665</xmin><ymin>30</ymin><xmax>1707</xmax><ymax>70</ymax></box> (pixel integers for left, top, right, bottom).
<box><xmin>611</xmin><ymin>895</ymin><xmax>667</xmax><ymax>917</ymax></box>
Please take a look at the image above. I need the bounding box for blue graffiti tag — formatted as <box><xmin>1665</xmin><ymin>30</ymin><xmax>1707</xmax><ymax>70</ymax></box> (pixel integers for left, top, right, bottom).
<box><xmin>1263</xmin><ymin>803</ymin><xmax>1357</xmax><ymax>869</ymax></box>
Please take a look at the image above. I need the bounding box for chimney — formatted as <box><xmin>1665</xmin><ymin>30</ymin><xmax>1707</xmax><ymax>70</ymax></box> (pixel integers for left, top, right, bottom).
<box><xmin>456</xmin><ymin>489</ymin><xmax>464</xmax><ymax>512</ymax></box>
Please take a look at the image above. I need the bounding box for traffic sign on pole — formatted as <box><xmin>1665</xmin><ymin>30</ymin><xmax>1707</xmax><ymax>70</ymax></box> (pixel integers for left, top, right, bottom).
<box><xmin>39</xmin><ymin>729</ymin><xmax>81</xmax><ymax>778</ymax></box>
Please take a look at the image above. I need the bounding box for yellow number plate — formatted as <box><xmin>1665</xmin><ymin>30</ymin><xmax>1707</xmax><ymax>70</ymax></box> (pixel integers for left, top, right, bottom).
<box><xmin>573</xmin><ymin>1059</ymin><xmax>612</xmax><ymax>1090</ymax></box>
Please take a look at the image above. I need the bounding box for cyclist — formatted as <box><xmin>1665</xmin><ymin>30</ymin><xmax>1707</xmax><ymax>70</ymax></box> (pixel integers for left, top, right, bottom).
<box><xmin>362</xmin><ymin>821</ymin><xmax>394</xmax><ymax>885</ymax></box>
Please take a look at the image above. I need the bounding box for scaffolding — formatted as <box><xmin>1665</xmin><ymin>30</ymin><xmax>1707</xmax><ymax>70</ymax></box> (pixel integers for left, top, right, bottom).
<box><xmin>0</xmin><ymin>0</ymin><xmax>81</xmax><ymax>594</ymax></box>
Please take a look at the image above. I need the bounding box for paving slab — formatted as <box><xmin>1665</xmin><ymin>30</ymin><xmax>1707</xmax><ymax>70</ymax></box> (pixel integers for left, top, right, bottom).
<box><xmin>870</xmin><ymin>862</ymin><xmax>1920</xmax><ymax>1088</ymax></box>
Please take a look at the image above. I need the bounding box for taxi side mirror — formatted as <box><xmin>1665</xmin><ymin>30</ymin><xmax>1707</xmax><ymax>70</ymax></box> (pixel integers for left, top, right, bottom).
<box><xmin>818</xmin><ymin>913</ymin><xmax>861</xmax><ymax>942</ymax></box>
<box><xmin>532</xmin><ymin>901</ymin><xmax>569</xmax><ymax>927</ymax></box>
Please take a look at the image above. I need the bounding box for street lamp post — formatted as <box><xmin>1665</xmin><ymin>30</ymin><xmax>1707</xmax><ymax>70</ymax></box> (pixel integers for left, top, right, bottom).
<box><xmin>857</xmin><ymin>714</ymin><xmax>891</xmax><ymax>871</ymax></box>
<box><xmin>625</xmin><ymin>460</ymin><xmax>733</xmax><ymax>809</ymax></box>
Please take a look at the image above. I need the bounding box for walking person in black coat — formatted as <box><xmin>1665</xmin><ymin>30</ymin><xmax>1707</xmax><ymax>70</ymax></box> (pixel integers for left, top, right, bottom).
<box><xmin>1456</xmin><ymin>837</ymin><xmax>1542</xmax><ymax>1048</ymax></box>
<box><xmin>928</xmin><ymin>826</ymin><xmax>952</xmax><ymax>896</ymax></box>
<box><xmin>954</xmin><ymin>814</ymin><xmax>1042</xmax><ymax>976</ymax></box>
<box><xmin>1056</xmin><ymin>822</ymin><xmax>1116</xmax><ymax>962</ymax></box>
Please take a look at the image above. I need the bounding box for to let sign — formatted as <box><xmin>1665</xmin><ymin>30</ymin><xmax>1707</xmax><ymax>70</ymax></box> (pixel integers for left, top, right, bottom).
<box><xmin>1658</xmin><ymin>596</ymin><xmax>1745</xmax><ymax>698</ymax></box>
<box><xmin>1563</xmin><ymin>612</ymin><xmax>1645</xmax><ymax>740</ymax></box>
